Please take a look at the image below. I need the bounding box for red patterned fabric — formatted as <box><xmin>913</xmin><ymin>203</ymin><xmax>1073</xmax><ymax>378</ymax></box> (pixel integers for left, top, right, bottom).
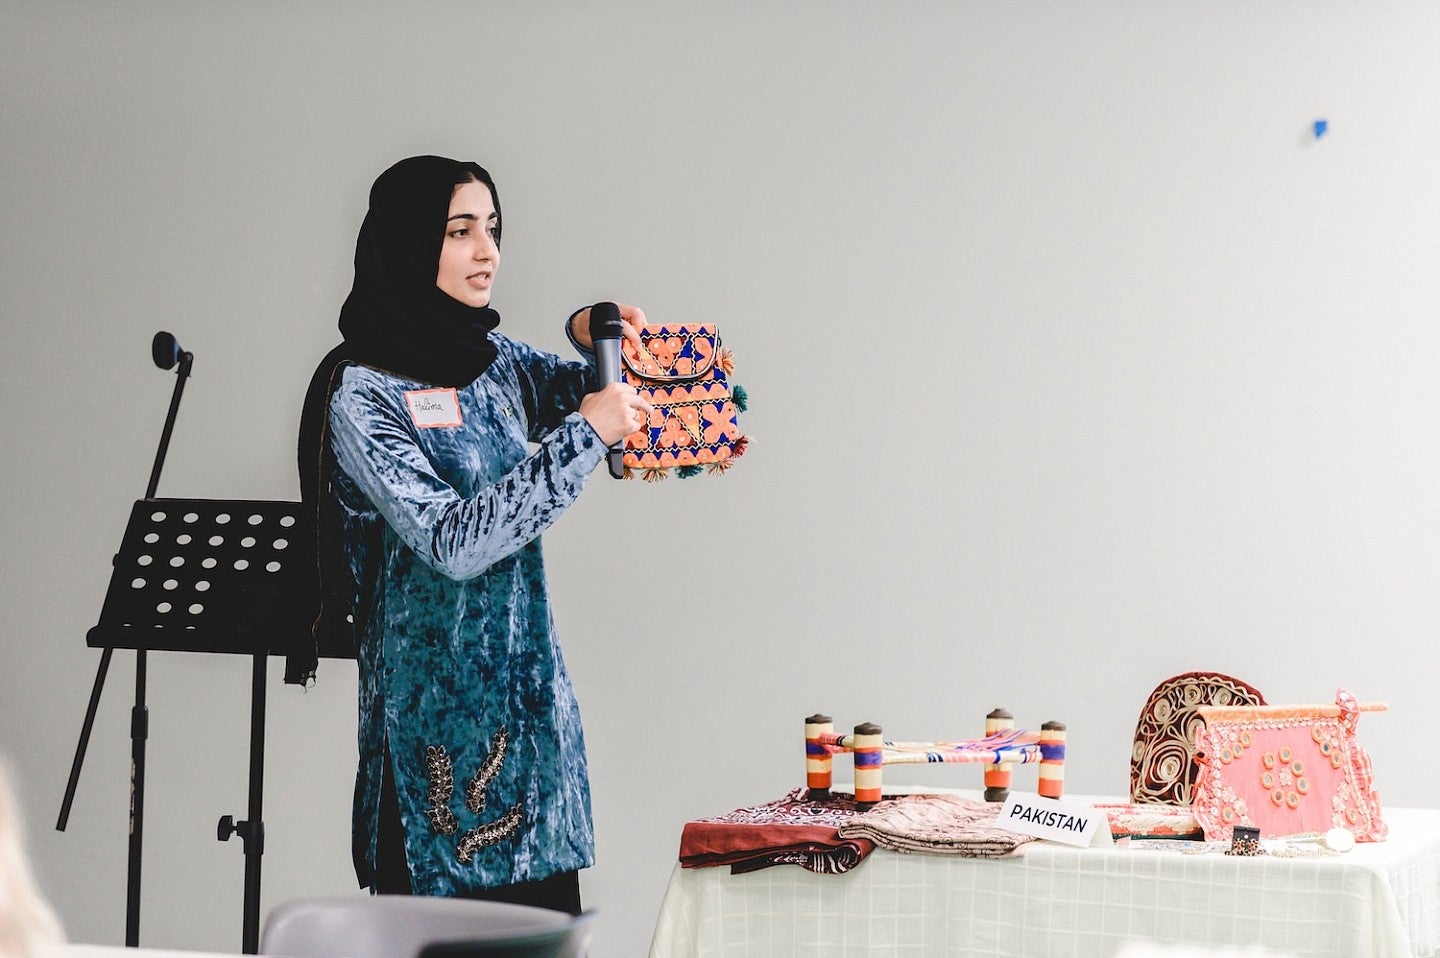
<box><xmin>1130</xmin><ymin>672</ymin><xmax>1265</xmax><ymax>806</ymax></box>
<box><xmin>679</xmin><ymin>787</ymin><xmax>903</xmax><ymax>875</ymax></box>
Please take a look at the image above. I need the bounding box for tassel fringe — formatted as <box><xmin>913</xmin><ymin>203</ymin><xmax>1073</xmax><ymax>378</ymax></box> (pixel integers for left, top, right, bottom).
<box><xmin>730</xmin><ymin>383</ymin><xmax>749</xmax><ymax>412</ymax></box>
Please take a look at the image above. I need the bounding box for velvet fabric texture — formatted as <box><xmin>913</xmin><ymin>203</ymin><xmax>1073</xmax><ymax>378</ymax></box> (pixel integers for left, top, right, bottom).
<box><xmin>291</xmin><ymin>156</ymin><xmax>505</xmax><ymax>685</ymax></box>
<box><xmin>329</xmin><ymin>338</ymin><xmax>604</xmax><ymax>894</ymax></box>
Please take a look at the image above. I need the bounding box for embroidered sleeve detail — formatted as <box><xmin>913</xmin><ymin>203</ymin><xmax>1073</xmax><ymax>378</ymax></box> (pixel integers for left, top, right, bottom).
<box><xmin>424</xmin><ymin>745</ymin><xmax>459</xmax><ymax>836</ymax></box>
<box><xmin>456</xmin><ymin>803</ymin><xmax>524</xmax><ymax>863</ymax></box>
<box><xmin>465</xmin><ymin>728</ymin><xmax>509</xmax><ymax>815</ymax></box>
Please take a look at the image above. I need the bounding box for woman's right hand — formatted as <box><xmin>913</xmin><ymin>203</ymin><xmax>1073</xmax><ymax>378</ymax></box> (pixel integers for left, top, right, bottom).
<box><xmin>580</xmin><ymin>382</ymin><xmax>652</xmax><ymax>446</ymax></box>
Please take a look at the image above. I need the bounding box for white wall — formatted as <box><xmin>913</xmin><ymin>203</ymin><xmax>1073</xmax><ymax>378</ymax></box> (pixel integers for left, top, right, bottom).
<box><xmin>3</xmin><ymin>3</ymin><xmax>1438</xmax><ymax>955</ymax></box>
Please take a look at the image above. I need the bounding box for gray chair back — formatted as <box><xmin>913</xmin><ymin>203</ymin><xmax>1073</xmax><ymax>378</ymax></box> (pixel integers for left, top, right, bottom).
<box><xmin>417</xmin><ymin>912</ymin><xmax>594</xmax><ymax>958</ymax></box>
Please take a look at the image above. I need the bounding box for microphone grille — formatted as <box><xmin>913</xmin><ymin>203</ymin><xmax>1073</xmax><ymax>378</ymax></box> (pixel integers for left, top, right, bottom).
<box><xmin>588</xmin><ymin>302</ymin><xmax>624</xmax><ymax>342</ymax></box>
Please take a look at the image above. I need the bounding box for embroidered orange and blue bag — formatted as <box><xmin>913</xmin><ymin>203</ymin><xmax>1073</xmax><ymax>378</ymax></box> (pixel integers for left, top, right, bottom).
<box><xmin>620</xmin><ymin>323</ymin><xmax>748</xmax><ymax>481</ymax></box>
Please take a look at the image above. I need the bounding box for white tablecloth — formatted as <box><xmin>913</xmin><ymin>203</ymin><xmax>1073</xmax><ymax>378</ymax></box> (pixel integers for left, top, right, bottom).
<box><xmin>649</xmin><ymin>803</ymin><xmax>1440</xmax><ymax>957</ymax></box>
<box><xmin>40</xmin><ymin>945</ymin><xmax>240</xmax><ymax>958</ymax></box>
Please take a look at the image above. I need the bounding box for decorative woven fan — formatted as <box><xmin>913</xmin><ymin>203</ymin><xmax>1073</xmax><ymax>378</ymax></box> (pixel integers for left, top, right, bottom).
<box><xmin>1129</xmin><ymin>671</ymin><xmax>1265</xmax><ymax>806</ymax></box>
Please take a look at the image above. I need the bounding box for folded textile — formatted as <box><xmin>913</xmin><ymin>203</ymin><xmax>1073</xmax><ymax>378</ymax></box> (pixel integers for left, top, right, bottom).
<box><xmin>838</xmin><ymin>792</ymin><xmax>1035</xmax><ymax>858</ymax></box>
<box><xmin>1094</xmin><ymin>802</ymin><xmax>1203</xmax><ymax>841</ymax></box>
<box><xmin>680</xmin><ymin>787</ymin><xmax>923</xmax><ymax>875</ymax></box>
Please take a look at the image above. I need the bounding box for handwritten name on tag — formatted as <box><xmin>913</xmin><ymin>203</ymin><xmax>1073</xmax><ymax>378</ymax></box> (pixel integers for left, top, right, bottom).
<box><xmin>997</xmin><ymin>792</ymin><xmax>1109</xmax><ymax>847</ymax></box>
<box><xmin>404</xmin><ymin>388</ymin><xmax>462</xmax><ymax>428</ymax></box>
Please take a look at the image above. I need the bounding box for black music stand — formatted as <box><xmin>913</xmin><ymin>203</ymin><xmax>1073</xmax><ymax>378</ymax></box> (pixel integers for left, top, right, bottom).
<box><xmin>86</xmin><ymin>497</ymin><xmax>313</xmax><ymax>954</ymax></box>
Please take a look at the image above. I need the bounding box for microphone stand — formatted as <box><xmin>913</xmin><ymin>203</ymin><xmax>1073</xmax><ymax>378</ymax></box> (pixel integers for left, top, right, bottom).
<box><xmin>58</xmin><ymin>334</ymin><xmax>193</xmax><ymax>949</ymax></box>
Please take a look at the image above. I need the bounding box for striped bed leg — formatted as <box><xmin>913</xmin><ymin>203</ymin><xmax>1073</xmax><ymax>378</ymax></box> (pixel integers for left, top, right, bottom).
<box><xmin>983</xmin><ymin>707</ymin><xmax>1014</xmax><ymax>802</ymax></box>
<box><xmin>852</xmin><ymin>722</ymin><xmax>883</xmax><ymax>808</ymax></box>
<box><xmin>1038</xmin><ymin>721</ymin><xmax>1067</xmax><ymax>798</ymax></box>
<box><xmin>805</xmin><ymin>714</ymin><xmax>834</xmax><ymax>802</ymax></box>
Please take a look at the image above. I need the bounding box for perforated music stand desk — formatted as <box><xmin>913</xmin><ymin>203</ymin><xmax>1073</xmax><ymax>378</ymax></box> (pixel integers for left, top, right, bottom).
<box><xmin>87</xmin><ymin>497</ymin><xmax>316</xmax><ymax>954</ymax></box>
<box><xmin>89</xmin><ymin>498</ymin><xmax>311</xmax><ymax>655</ymax></box>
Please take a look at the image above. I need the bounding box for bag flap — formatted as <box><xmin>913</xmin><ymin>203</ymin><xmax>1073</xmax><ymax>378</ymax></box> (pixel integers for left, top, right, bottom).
<box><xmin>622</xmin><ymin>323</ymin><xmax>719</xmax><ymax>382</ymax></box>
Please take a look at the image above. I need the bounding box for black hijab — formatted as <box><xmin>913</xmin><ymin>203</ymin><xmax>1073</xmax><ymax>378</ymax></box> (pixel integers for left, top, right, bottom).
<box><xmin>288</xmin><ymin>155</ymin><xmax>503</xmax><ymax>685</ymax></box>
<box><xmin>338</xmin><ymin>154</ymin><xmax>503</xmax><ymax>385</ymax></box>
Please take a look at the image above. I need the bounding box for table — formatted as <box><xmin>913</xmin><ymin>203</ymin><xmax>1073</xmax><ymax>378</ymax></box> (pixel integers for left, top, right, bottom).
<box><xmin>649</xmin><ymin>799</ymin><xmax>1440</xmax><ymax>957</ymax></box>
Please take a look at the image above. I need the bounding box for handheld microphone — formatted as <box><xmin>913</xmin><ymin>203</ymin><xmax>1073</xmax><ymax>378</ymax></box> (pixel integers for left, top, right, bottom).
<box><xmin>588</xmin><ymin>303</ymin><xmax>627</xmax><ymax>479</ymax></box>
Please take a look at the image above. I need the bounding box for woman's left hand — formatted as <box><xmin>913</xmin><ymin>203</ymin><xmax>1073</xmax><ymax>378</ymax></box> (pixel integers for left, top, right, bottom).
<box><xmin>570</xmin><ymin>302</ymin><xmax>647</xmax><ymax>350</ymax></box>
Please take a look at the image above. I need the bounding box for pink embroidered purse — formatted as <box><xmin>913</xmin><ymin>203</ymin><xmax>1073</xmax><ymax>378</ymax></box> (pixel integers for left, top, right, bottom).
<box><xmin>1190</xmin><ymin>689</ymin><xmax>1387</xmax><ymax>842</ymax></box>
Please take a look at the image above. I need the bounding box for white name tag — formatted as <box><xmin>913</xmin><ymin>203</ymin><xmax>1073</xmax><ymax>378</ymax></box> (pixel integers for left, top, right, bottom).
<box><xmin>997</xmin><ymin>792</ymin><xmax>1110</xmax><ymax>847</ymax></box>
<box><xmin>404</xmin><ymin>388</ymin><xmax>462</xmax><ymax>428</ymax></box>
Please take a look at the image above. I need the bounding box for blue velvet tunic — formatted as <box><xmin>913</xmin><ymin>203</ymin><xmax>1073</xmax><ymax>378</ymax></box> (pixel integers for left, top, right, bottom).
<box><xmin>326</xmin><ymin>332</ymin><xmax>604</xmax><ymax>895</ymax></box>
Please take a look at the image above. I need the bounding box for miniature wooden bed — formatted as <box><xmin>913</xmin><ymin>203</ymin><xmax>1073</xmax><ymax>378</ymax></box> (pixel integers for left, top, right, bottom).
<box><xmin>804</xmin><ymin>710</ymin><xmax>1067</xmax><ymax>806</ymax></box>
